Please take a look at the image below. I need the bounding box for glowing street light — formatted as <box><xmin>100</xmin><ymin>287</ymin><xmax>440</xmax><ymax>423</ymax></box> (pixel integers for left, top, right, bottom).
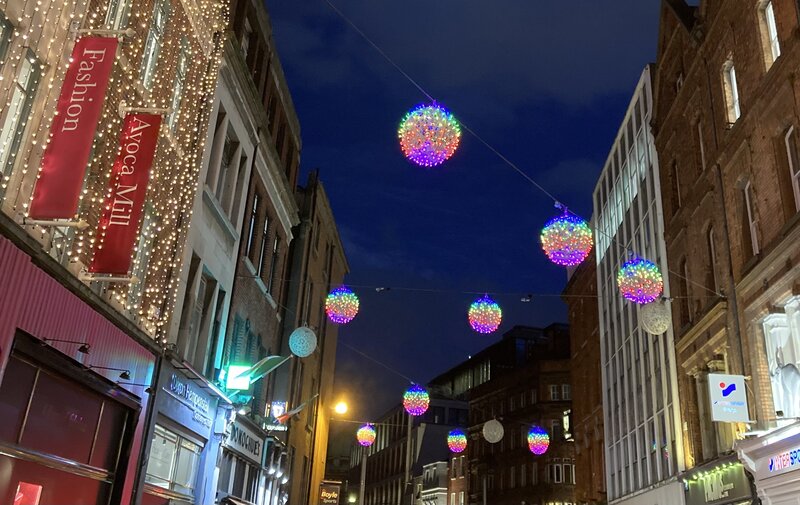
<box><xmin>334</xmin><ymin>401</ymin><xmax>349</xmax><ymax>415</ymax></box>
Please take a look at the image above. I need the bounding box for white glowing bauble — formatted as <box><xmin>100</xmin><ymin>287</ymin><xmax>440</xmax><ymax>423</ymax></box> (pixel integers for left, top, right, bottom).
<box><xmin>482</xmin><ymin>420</ymin><xmax>505</xmax><ymax>444</ymax></box>
<box><xmin>289</xmin><ymin>326</ymin><xmax>317</xmax><ymax>358</ymax></box>
<box><xmin>640</xmin><ymin>300</ymin><xmax>671</xmax><ymax>335</ymax></box>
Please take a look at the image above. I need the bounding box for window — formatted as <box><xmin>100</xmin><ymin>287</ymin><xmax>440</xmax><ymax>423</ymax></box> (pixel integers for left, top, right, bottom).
<box><xmin>552</xmin><ymin>419</ymin><xmax>562</xmax><ymax>440</ymax></box>
<box><xmin>520</xmin><ymin>464</ymin><xmax>526</xmax><ymax>487</ymax></box>
<box><xmin>784</xmin><ymin>126</ymin><xmax>800</xmax><ymax>211</ymax></box>
<box><xmin>216</xmin><ymin>131</ymin><xmax>238</xmax><ymax>203</ymax></box>
<box><xmin>548</xmin><ymin>462</ymin><xmax>563</xmax><ymax>483</ymax></box>
<box><xmin>459</xmin><ymin>491</ymin><xmax>464</xmax><ymax>505</ymax></box>
<box><xmin>146</xmin><ymin>425</ymin><xmax>202</xmax><ymax>496</ymax></box>
<box><xmin>127</xmin><ymin>208</ymin><xmax>156</xmax><ymax>306</ymax></box>
<box><xmin>509</xmin><ymin>466</ymin><xmax>516</xmax><ymax>488</ymax></box>
<box><xmin>267</xmin><ymin>236</ymin><xmax>281</xmax><ymax>294</ymax></box>
<box><xmin>140</xmin><ymin>0</ymin><xmax>169</xmax><ymax>90</ymax></box>
<box><xmin>550</xmin><ymin>384</ymin><xmax>560</xmax><ymax>401</ymax></box>
<box><xmin>531</xmin><ymin>388</ymin><xmax>538</xmax><ymax>404</ymax></box>
<box><xmin>0</xmin><ymin>11</ymin><xmax>12</xmax><ymax>62</ymax></box>
<box><xmin>0</xmin><ymin>50</ymin><xmax>41</xmax><ymax>178</ymax></box>
<box><xmin>760</xmin><ymin>1</ymin><xmax>781</xmax><ymax>65</ymax></box>
<box><xmin>246</xmin><ymin>193</ymin><xmax>259</xmax><ymax>261</ymax></box>
<box><xmin>241</xmin><ymin>18</ymin><xmax>253</xmax><ymax>60</ymax></box>
<box><xmin>697</xmin><ymin>121</ymin><xmax>706</xmax><ymax>172</ymax></box>
<box><xmin>707</xmin><ymin>227</ymin><xmax>718</xmax><ymax>292</ymax></box>
<box><xmin>722</xmin><ymin>61</ymin><xmax>741</xmax><ymax>123</ymax></box>
<box><xmin>451</xmin><ymin>493</ymin><xmax>455</xmax><ymax>505</ymax></box>
<box><xmin>257</xmin><ymin>214</ymin><xmax>269</xmax><ymax>277</ymax></box>
<box><xmin>562</xmin><ymin>384</ymin><xmax>571</xmax><ymax>400</ymax></box>
<box><xmin>104</xmin><ymin>0</ymin><xmax>130</xmax><ymax>29</ymax></box>
<box><xmin>679</xmin><ymin>257</ymin><xmax>691</xmax><ymax>326</ymax></box>
<box><xmin>671</xmin><ymin>160</ymin><xmax>681</xmax><ymax>210</ymax></box>
<box><xmin>743</xmin><ymin>181</ymin><xmax>759</xmax><ymax>256</ymax></box>
<box><xmin>563</xmin><ymin>463</ymin><xmax>574</xmax><ymax>484</ymax></box>
<box><xmin>167</xmin><ymin>38</ymin><xmax>189</xmax><ymax>132</ymax></box>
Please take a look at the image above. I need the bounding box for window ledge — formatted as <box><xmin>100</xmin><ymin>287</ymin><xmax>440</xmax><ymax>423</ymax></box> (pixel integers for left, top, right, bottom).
<box><xmin>202</xmin><ymin>186</ymin><xmax>239</xmax><ymax>244</ymax></box>
<box><xmin>241</xmin><ymin>257</ymin><xmax>279</xmax><ymax>311</ymax></box>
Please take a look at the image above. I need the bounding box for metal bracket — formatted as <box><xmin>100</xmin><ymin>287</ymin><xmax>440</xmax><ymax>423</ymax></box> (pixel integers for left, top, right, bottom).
<box><xmin>69</xmin><ymin>21</ymin><xmax>136</xmax><ymax>39</ymax></box>
<box><xmin>118</xmin><ymin>100</ymin><xmax>172</xmax><ymax>119</ymax></box>
<box><xmin>23</xmin><ymin>218</ymin><xmax>90</xmax><ymax>230</ymax></box>
<box><xmin>79</xmin><ymin>272</ymin><xmax>139</xmax><ymax>284</ymax></box>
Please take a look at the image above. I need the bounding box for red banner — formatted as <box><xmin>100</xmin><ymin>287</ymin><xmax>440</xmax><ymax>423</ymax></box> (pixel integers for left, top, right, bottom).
<box><xmin>28</xmin><ymin>36</ymin><xmax>118</xmax><ymax>219</ymax></box>
<box><xmin>89</xmin><ymin>113</ymin><xmax>161</xmax><ymax>275</ymax></box>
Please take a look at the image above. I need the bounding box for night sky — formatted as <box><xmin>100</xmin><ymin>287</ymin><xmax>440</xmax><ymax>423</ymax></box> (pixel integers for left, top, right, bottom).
<box><xmin>266</xmin><ymin>1</ymin><xmax>662</xmax><ymax>421</ymax></box>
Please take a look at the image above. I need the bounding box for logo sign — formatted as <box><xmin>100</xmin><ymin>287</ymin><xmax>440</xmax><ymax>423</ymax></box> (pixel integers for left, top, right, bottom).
<box><xmin>88</xmin><ymin>113</ymin><xmax>161</xmax><ymax>275</ymax></box>
<box><xmin>14</xmin><ymin>482</ymin><xmax>42</xmax><ymax>505</ymax></box>
<box><xmin>767</xmin><ymin>446</ymin><xmax>800</xmax><ymax>476</ymax></box>
<box><xmin>225</xmin><ymin>419</ymin><xmax>263</xmax><ymax>464</ymax></box>
<box><xmin>319</xmin><ymin>483</ymin><xmax>341</xmax><ymax>505</ymax></box>
<box><xmin>684</xmin><ymin>462</ymin><xmax>753</xmax><ymax>505</ymax></box>
<box><xmin>708</xmin><ymin>374</ymin><xmax>749</xmax><ymax>423</ymax></box>
<box><xmin>29</xmin><ymin>37</ymin><xmax>118</xmax><ymax>219</ymax></box>
<box><xmin>264</xmin><ymin>401</ymin><xmax>288</xmax><ymax>432</ymax></box>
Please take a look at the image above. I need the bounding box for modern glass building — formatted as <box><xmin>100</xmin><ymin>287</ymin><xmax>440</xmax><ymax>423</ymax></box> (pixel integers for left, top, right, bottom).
<box><xmin>592</xmin><ymin>65</ymin><xmax>685</xmax><ymax>504</ymax></box>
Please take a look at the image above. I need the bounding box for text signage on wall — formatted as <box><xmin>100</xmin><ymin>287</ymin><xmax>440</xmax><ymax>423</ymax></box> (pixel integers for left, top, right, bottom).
<box><xmin>89</xmin><ymin>113</ymin><xmax>161</xmax><ymax>275</ymax></box>
<box><xmin>708</xmin><ymin>374</ymin><xmax>749</xmax><ymax>423</ymax></box>
<box><xmin>225</xmin><ymin>418</ymin><xmax>264</xmax><ymax>465</ymax></box>
<box><xmin>684</xmin><ymin>462</ymin><xmax>753</xmax><ymax>505</ymax></box>
<box><xmin>763</xmin><ymin>445</ymin><xmax>800</xmax><ymax>477</ymax></box>
<box><xmin>159</xmin><ymin>363</ymin><xmax>216</xmax><ymax>439</ymax></box>
<box><xmin>29</xmin><ymin>37</ymin><xmax>118</xmax><ymax>219</ymax></box>
<box><xmin>319</xmin><ymin>483</ymin><xmax>341</xmax><ymax>505</ymax></box>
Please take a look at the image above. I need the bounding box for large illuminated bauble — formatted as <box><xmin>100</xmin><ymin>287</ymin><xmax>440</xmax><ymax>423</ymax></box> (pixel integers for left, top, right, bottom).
<box><xmin>482</xmin><ymin>420</ymin><xmax>504</xmax><ymax>444</ymax></box>
<box><xmin>540</xmin><ymin>212</ymin><xmax>594</xmax><ymax>266</ymax></box>
<box><xmin>288</xmin><ymin>326</ymin><xmax>317</xmax><ymax>358</ymax></box>
<box><xmin>527</xmin><ymin>425</ymin><xmax>550</xmax><ymax>455</ymax></box>
<box><xmin>403</xmin><ymin>384</ymin><xmax>430</xmax><ymax>416</ymax></box>
<box><xmin>447</xmin><ymin>429</ymin><xmax>468</xmax><ymax>453</ymax></box>
<box><xmin>398</xmin><ymin>103</ymin><xmax>462</xmax><ymax>167</ymax></box>
<box><xmin>640</xmin><ymin>299</ymin><xmax>671</xmax><ymax>335</ymax></box>
<box><xmin>468</xmin><ymin>295</ymin><xmax>502</xmax><ymax>334</ymax></box>
<box><xmin>617</xmin><ymin>257</ymin><xmax>664</xmax><ymax>304</ymax></box>
<box><xmin>357</xmin><ymin>424</ymin><xmax>376</xmax><ymax>447</ymax></box>
<box><xmin>325</xmin><ymin>286</ymin><xmax>360</xmax><ymax>324</ymax></box>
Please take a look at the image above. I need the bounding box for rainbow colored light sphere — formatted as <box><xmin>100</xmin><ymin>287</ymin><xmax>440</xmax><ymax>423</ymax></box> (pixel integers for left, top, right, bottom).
<box><xmin>540</xmin><ymin>213</ymin><xmax>594</xmax><ymax>266</ymax></box>
<box><xmin>357</xmin><ymin>424</ymin><xmax>376</xmax><ymax>447</ymax></box>
<box><xmin>617</xmin><ymin>257</ymin><xmax>664</xmax><ymax>304</ymax></box>
<box><xmin>468</xmin><ymin>295</ymin><xmax>502</xmax><ymax>334</ymax></box>
<box><xmin>398</xmin><ymin>103</ymin><xmax>462</xmax><ymax>167</ymax></box>
<box><xmin>447</xmin><ymin>429</ymin><xmax>468</xmax><ymax>453</ymax></box>
<box><xmin>527</xmin><ymin>425</ymin><xmax>550</xmax><ymax>455</ymax></box>
<box><xmin>403</xmin><ymin>384</ymin><xmax>430</xmax><ymax>416</ymax></box>
<box><xmin>325</xmin><ymin>286</ymin><xmax>360</xmax><ymax>324</ymax></box>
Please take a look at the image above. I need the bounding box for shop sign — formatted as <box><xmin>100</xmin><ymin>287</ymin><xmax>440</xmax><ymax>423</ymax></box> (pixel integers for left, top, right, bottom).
<box><xmin>159</xmin><ymin>363</ymin><xmax>216</xmax><ymax>438</ymax></box>
<box><xmin>225</xmin><ymin>419</ymin><xmax>264</xmax><ymax>465</ymax></box>
<box><xmin>264</xmin><ymin>401</ymin><xmax>288</xmax><ymax>432</ymax></box>
<box><xmin>29</xmin><ymin>37</ymin><xmax>118</xmax><ymax>219</ymax></box>
<box><xmin>765</xmin><ymin>445</ymin><xmax>800</xmax><ymax>477</ymax></box>
<box><xmin>14</xmin><ymin>482</ymin><xmax>43</xmax><ymax>505</ymax></box>
<box><xmin>319</xmin><ymin>483</ymin><xmax>341</xmax><ymax>505</ymax></box>
<box><xmin>89</xmin><ymin>113</ymin><xmax>161</xmax><ymax>275</ymax></box>
<box><xmin>684</xmin><ymin>462</ymin><xmax>752</xmax><ymax>505</ymax></box>
<box><xmin>708</xmin><ymin>374</ymin><xmax>749</xmax><ymax>423</ymax></box>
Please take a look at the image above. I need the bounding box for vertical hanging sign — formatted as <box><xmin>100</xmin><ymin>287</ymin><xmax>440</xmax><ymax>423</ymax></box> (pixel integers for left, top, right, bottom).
<box><xmin>89</xmin><ymin>113</ymin><xmax>161</xmax><ymax>275</ymax></box>
<box><xmin>28</xmin><ymin>36</ymin><xmax>118</xmax><ymax>220</ymax></box>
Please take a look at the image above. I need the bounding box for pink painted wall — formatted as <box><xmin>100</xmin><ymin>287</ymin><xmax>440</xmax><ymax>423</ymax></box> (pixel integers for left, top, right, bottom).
<box><xmin>0</xmin><ymin>234</ymin><xmax>157</xmax><ymax>505</ymax></box>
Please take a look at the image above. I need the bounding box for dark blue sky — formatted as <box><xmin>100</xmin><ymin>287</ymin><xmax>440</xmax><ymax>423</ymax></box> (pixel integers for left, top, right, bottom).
<box><xmin>267</xmin><ymin>1</ymin><xmax>662</xmax><ymax>420</ymax></box>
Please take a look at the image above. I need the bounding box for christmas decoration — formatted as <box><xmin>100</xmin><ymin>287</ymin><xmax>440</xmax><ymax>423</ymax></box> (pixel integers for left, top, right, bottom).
<box><xmin>539</xmin><ymin>212</ymin><xmax>593</xmax><ymax>266</ymax></box>
<box><xmin>447</xmin><ymin>429</ymin><xmax>468</xmax><ymax>453</ymax></box>
<box><xmin>617</xmin><ymin>257</ymin><xmax>664</xmax><ymax>304</ymax></box>
<box><xmin>482</xmin><ymin>420</ymin><xmax>504</xmax><ymax>444</ymax></box>
<box><xmin>527</xmin><ymin>425</ymin><xmax>550</xmax><ymax>455</ymax></box>
<box><xmin>640</xmin><ymin>299</ymin><xmax>671</xmax><ymax>335</ymax></box>
<box><xmin>403</xmin><ymin>384</ymin><xmax>430</xmax><ymax>416</ymax></box>
<box><xmin>468</xmin><ymin>295</ymin><xmax>502</xmax><ymax>334</ymax></box>
<box><xmin>289</xmin><ymin>326</ymin><xmax>318</xmax><ymax>358</ymax></box>
<box><xmin>357</xmin><ymin>424</ymin><xmax>376</xmax><ymax>447</ymax></box>
<box><xmin>326</xmin><ymin>286</ymin><xmax>360</xmax><ymax>324</ymax></box>
<box><xmin>398</xmin><ymin>103</ymin><xmax>461</xmax><ymax>167</ymax></box>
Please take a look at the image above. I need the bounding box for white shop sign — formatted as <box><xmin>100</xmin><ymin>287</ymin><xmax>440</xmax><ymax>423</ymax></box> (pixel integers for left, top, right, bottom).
<box><xmin>708</xmin><ymin>374</ymin><xmax>749</xmax><ymax>423</ymax></box>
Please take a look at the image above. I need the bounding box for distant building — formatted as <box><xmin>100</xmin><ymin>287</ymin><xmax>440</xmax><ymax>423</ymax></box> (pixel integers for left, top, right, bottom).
<box><xmin>592</xmin><ymin>65</ymin><xmax>685</xmax><ymax>505</ymax></box>
<box><xmin>562</xmin><ymin>252</ymin><xmax>605</xmax><ymax>505</ymax></box>
<box><xmin>416</xmin><ymin>461</ymin><xmax>449</xmax><ymax>505</ymax></box>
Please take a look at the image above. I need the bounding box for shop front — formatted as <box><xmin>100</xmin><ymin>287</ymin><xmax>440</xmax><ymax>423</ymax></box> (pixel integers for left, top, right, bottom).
<box><xmin>682</xmin><ymin>456</ymin><xmax>755</xmax><ymax>505</ymax></box>
<box><xmin>737</xmin><ymin>421</ymin><xmax>800</xmax><ymax>505</ymax></box>
<box><xmin>217</xmin><ymin>415</ymin><xmax>269</xmax><ymax>504</ymax></box>
<box><xmin>141</xmin><ymin>361</ymin><xmax>231</xmax><ymax>505</ymax></box>
<box><xmin>0</xmin><ymin>234</ymin><xmax>158</xmax><ymax>505</ymax></box>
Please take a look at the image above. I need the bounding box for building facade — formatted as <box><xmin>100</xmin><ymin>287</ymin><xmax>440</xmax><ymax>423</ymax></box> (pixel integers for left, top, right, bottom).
<box><xmin>0</xmin><ymin>0</ymin><xmax>229</xmax><ymax>502</ymax></box>
<box><xmin>592</xmin><ymin>65</ymin><xmax>685</xmax><ymax>505</ymax></box>
<box><xmin>651</xmin><ymin>1</ymin><xmax>800</xmax><ymax>504</ymax></box>
<box><xmin>563</xmin><ymin>252</ymin><xmax>606</xmax><ymax>505</ymax></box>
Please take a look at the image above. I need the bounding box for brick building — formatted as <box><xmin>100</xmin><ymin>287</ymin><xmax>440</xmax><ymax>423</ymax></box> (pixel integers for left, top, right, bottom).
<box><xmin>562</xmin><ymin>253</ymin><xmax>605</xmax><ymax>505</ymax></box>
<box><xmin>652</xmin><ymin>0</ymin><xmax>800</xmax><ymax>501</ymax></box>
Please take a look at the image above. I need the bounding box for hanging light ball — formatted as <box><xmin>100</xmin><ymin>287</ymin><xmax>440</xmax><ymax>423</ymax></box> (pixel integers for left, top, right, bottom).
<box><xmin>539</xmin><ymin>212</ymin><xmax>594</xmax><ymax>266</ymax></box>
<box><xmin>356</xmin><ymin>424</ymin><xmax>376</xmax><ymax>447</ymax></box>
<box><xmin>617</xmin><ymin>257</ymin><xmax>664</xmax><ymax>304</ymax></box>
<box><xmin>403</xmin><ymin>384</ymin><xmax>430</xmax><ymax>416</ymax></box>
<box><xmin>527</xmin><ymin>425</ymin><xmax>550</xmax><ymax>455</ymax></box>
<box><xmin>325</xmin><ymin>286</ymin><xmax>360</xmax><ymax>324</ymax></box>
<box><xmin>482</xmin><ymin>420</ymin><xmax>504</xmax><ymax>444</ymax></box>
<box><xmin>468</xmin><ymin>295</ymin><xmax>503</xmax><ymax>334</ymax></box>
<box><xmin>447</xmin><ymin>429</ymin><xmax>468</xmax><ymax>453</ymax></box>
<box><xmin>640</xmin><ymin>299</ymin><xmax>671</xmax><ymax>335</ymax></box>
<box><xmin>288</xmin><ymin>326</ymin><xmax>317</xmax><ymax>358</ymax></box>
<box><xmin>398</xmin><ymin>103</ymin><xmax>462</xmax><ymax>167</ymax></box>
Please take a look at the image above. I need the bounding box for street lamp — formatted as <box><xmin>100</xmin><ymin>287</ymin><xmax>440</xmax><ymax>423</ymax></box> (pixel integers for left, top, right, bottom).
<box><xmin>334</xmin><ymin>401</ymin><xmax>349</xmax><ymax>415</ymax></box>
